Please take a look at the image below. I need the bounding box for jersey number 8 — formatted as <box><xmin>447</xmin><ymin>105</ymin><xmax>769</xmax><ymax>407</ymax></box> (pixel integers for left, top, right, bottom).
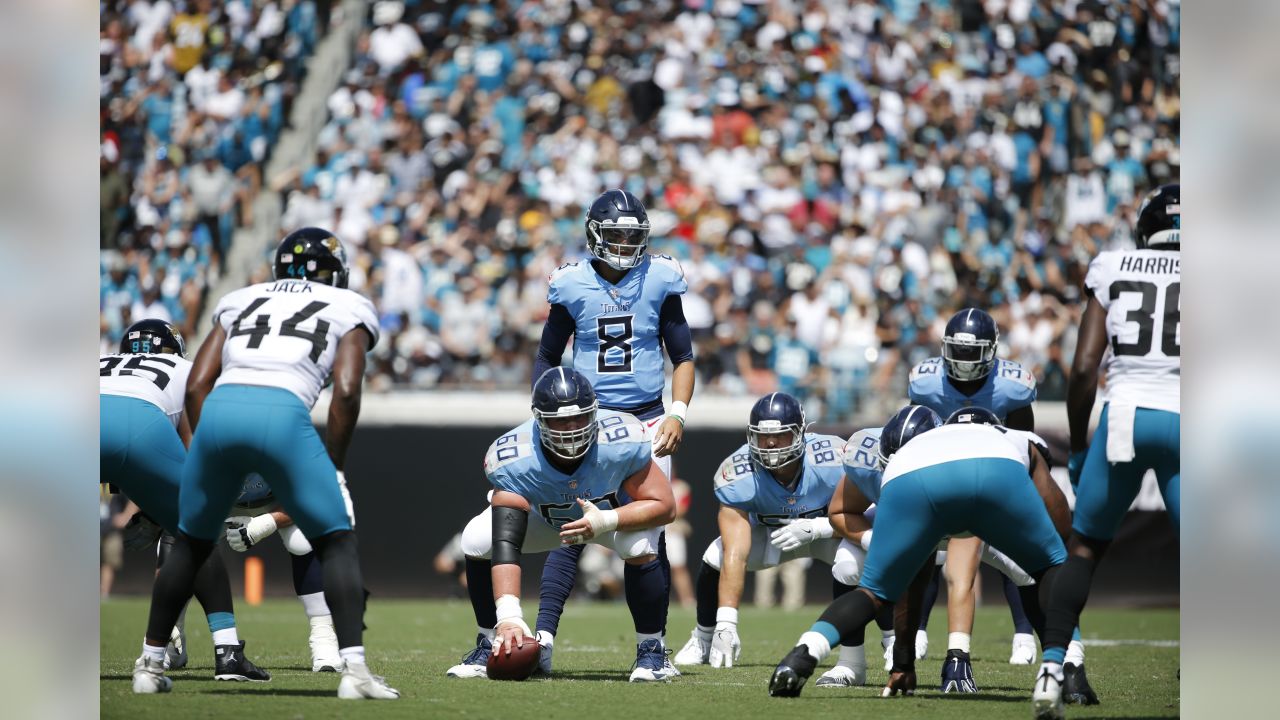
<box><xmin>596</xmin><ymin>316</ymin><xmax>634</xmax><ymax>374</ymax></box>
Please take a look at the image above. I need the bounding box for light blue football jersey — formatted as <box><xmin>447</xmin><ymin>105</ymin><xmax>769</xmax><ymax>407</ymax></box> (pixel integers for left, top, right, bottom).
<box><xmin>713</xmin><ymin>433</ymin><xmax>846</xmax><ymax>527</ymax></box>
<box><xmin>547</xmin><ymin>253</ymin><xmax>688</xmax><ymax>410</ymax></box>
<box><xmin>908</xmin><ymin>357</ymin><xmax>1037</xmax><ymax>422</ymax></box>
<box><xmin>841</xmin><ymin>427</ymin><xmax>885</xmax><ymax>503</ymax></box>
<box><xmin>483</xmin><ymin>410</ymin><xmax>652</xmax><ymax>528</ymax></box>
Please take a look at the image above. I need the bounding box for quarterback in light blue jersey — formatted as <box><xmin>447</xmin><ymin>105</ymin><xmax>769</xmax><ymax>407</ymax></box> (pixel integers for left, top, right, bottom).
<box><xmin>673</xmin><ymin>393</ymin><xmax>872</xmax><ymax>687</ymax></box>
<box><xmin>447</xmin><ymin>369</ymin><xmax>678</xmax><ymax>683</ymax></box>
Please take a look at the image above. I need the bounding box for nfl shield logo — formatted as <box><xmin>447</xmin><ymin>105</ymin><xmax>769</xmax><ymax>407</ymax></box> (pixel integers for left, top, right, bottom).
<box><xmin>786</xmin><ymin>496</ymin><xmax>797</xmax><ymax>506</ymax></box>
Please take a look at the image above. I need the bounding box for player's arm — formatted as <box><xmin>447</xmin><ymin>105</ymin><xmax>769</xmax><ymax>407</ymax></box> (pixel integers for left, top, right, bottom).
<box><xmin>1005</xmin><ymin>403</ymin><xmax>1035</xmax><ymax>431</ymax></box>
<box><xmin>559</xmin><ymin>459</ymin><xmax>675</xmax><ymax>543</ymax></box>
<box><xmin>491</xmin><ymin>490</ymin><xmax>535</xmax><ymax>650</ymax></box>
<box><xmin>530</xmin><ymin>303</ymin><xmax>574</xmax><ymax>384</ymax></box>
<box><xmin>827</xmin><ymin>476</ymin><xmax>874</xmax><ymax>546</ymax></box>
<box><xmin>1028</xmin><ymin>443</ymin><xmax>1071</xmax><ymax>540</ymax></box>
<box><xmin>326</xmin><ymin>327</ymin><xmax>373</xmax><ymax>472</ymax></box>
<box><xmin>1067</xmin><ymin>293</ymin><xmax>1108</xmax><ymax>455</ymax></box>
<box><xmin>716</xmin><ymin>505</ymin><xmax>752</xmax><ymax>610</ymax></box>
<box><xmin>654</xmin><ymin>295</ymin><xmax>695</xmax><ymax>457</ymax></box>
<box><xmin>184</xmin><ymin>324</ymin><xmax>226</xmax><ymax>431</ymax></box>
<box><xmin>177</xmin><ymin>411</ymin><xmax>193</xmax><ymax>449</ymax></box>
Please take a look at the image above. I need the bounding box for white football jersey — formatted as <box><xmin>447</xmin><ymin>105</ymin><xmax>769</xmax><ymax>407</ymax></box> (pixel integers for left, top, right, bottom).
<box><xmin>100</xmin><ymin>353</ymin><xmax>193</xmax><ymax>427</ymax></box>
<box><xmin>1084</xmin><ymin>249</ymin><xmax>1180</xmax><ymax>413</ymax></box>
<box><xmin>212</xmin><ymin>280</ymin><xmax>380</xmax><ymax>408</ymax></box>
<box><xmin>882</xmin><ymin>424</ymin><xmax>1047</xmax><ymax>486</ymax></box>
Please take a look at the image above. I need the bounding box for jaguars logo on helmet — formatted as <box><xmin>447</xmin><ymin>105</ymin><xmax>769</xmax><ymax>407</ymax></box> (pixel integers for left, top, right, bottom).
<box><xmin>120</xmin><ymin>318</ymin><xmax>187</xmax><ymax>358</ymax></box>
<box><xmin>274</xmin><ymin>227</ymin><xmax>350</xmax><ymax>288</ymax></box>
<box><xmin>585</xmin><ymin>189</ymin><xmax>651</xmax><ymax>271</ymax></box>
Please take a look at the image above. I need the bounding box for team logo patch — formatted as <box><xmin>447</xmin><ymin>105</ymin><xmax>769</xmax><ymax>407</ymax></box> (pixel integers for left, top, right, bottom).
<box><xmin>568</xmin><ymin>480</ymin><xmax>578</xmax><ymax>490</ymax></box>
<box><xmin>786</xmin><ymin>496</ymin><xmax>797</xmax><ymax>506</ymax></box>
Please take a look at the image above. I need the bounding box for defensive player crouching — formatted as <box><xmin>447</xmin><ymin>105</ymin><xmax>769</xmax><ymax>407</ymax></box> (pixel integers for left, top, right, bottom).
<box><xmin>446</xmin><ymin>368</ymin><xmax>677</xmax><ymax>682</ymax></box>
<box><xmin>673</xmin><ymin>393</ymin><xmax>873</xmax><ymax>687</ymax></box>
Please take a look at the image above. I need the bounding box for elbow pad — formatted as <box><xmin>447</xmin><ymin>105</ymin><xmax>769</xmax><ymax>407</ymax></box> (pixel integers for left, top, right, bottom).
<box><xmin>491</xmin><ymin>505</ymin><xmax>529</xmax><ymax>566</ymax></box>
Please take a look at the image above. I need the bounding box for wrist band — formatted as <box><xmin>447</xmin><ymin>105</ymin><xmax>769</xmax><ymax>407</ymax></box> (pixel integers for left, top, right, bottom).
<box><xmin>669</xmin><ymin>400</ymin><xmax>688</xmax><ymax>425</ymax></box>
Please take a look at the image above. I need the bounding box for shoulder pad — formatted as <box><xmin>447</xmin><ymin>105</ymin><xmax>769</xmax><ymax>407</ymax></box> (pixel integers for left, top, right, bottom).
<box><xmin>909</xmin><ymin>357</ymin><xmax>944</xmax><ymax>385</ymax></box>
<box><xmin>597</xmin><ymin>412</ymin><xmax>647</xmax><ymax>446</ymax></box>
<box><xmin>713</xmin><ymin>446</ymin><xmax>755</xmax><ymax>491</ymax></box>
<box><xmin>648</xmin><ymin>253</ymin><xmax>685</xmax><ymax>279</ymax></box>
<box><xmin>547</xmin><ymin>261</ymin><xmax>583</xmax><ymax>287</ymax></box>
<box><xmin>804</xmin><ymin>434</ymin><xmax>844</xmax><ymax>466</ymax></box>
<box><xmin>484</xmin><ymin>428</ymin><xmax>535</xmax><ymax>476</ymax></box>
<box><xmin>995</xmin><ymin>359</ymin><xmax>1037</xmax><ymax>392</ymax></box>
<box><xmin>842</xmin><ymin>428</ymin><xmax>882</xmax><ymax>471</ymax></box>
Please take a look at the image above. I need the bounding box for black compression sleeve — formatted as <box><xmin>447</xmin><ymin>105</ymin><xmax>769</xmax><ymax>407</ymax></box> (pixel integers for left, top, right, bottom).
<box><xmin>658</xmin><ymin>295</ymin><xmax>694</xmax><ymax>364</ymax></box>
<box><xmin>492</xmin><ymin>505</ymin><xmax>529</xmax><ymax>566</ymax></box>
<box><xmin>532</xmin><ymin>304</ymin><xmax>575</xmax><ymax>387</ymax></box>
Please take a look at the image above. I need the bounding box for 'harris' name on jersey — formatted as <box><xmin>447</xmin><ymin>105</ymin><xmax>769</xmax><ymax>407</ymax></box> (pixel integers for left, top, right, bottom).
<box><xmin>1118</xmin><ymin>255</ymin><xmax>1179</xmax><ymax>275</ymax></box>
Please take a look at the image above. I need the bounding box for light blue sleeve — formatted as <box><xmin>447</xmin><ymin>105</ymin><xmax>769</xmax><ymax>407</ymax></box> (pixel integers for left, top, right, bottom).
<box><xmin>907</xmin><ymin>357</ymin><xmax>945</xmax><ymax>407</ymax></box>
<box><xmin>994</xmin><ymin>359</ymin><xmax>1038</xmax><ymax>409</ymax></box>
<box><xmin>713</xmin><ymin>446</ymin><xmax>756</xmax><ymax>508</ymax></box>
<box><xmin>546</xmin><ymin>262</ymin><xmax>581</xmax><ymax>307</ymax></box>
<box><xmin>649</xmin><ymin>254</ymin><xmax>688</xmax><ymax>296</ymax></box>
<box><xmin>841</xmin><ymin>428</ymin><xmax>884</xmax><ymax>504</ymax></box>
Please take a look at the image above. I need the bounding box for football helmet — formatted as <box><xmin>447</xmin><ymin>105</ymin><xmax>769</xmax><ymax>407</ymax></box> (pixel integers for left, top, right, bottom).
<box><xmin>532</xmin><ymin>367</ymin><xmax>599</xmax><ymax>461</ymax></box>
<box><xmin>945</xmin><ymin>407</ymin><xmax>1002</xmax><ymax>426</ymax></box>
<box><xmin>878</xmin><ymin>405</ymin><xmax>942</xmax><ymax>468</ymax></box>
<box><xmin>585</xmin><ymin>189</ymin><xmax>650</xmax><ymax>271</ymax></box>
<box><xmin>120</xmin><ymin>319</ymin><xmax>187</xmax><ymax>358</ymax></box>
<box><xmin>747</xmin><ymin>392</ymin><xmax>806</xmax><ymax>469</ymax></box>
<box><xmin>235</xmin><ymin>473</ymin><xmax>275</xmax><ymax>510</ymax></box>
<box><xmin>1135</xmin><ymin>183</ymin><xmax>1179</xmax><ymax>249</ymax></box>
<box><xmin>941</xmin><ymin>308</ymin><xmax>999</xmax><ymax>382</ymax></box>
<box><xmin>274</xmin><ymin>227</ymin><xmax>350</xmax><ymax>288</ymax></box>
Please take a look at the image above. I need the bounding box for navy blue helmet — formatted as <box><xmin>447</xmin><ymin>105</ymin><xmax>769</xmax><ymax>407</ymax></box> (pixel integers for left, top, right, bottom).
<box><xmin>878</xmin><ymin>405</ymin><xmax>942</xmax><ymax>468</ymax></box>
<box><xmin>945</xmin><ymin>406</ymin><xmax>1002</xmax><ymax>426</ymax></box>
<box><xmin>585</xmin><ymin>189</ymin><xmax>650</xmax><ymax>270</ymax></box>
<box><xmin>532</xmin><ymin>367</ymin><xmax>599</xmax><ymax>460</ymax></box>
<box><xmin>942</xmin><ymin>308</ymin><xmax>999</xmax><ymax>382</ymax></box>
<box><xmin>747</xmin><ymin>392</ymin><xmax>807</xmax><ymax>469</ymax></box>
<box><xmin>234</xmin><ymin>474</ymin><xmax>275</xmax><ymax>510</ymax></box>
<box><xmin>119</xmin><ymin>318</ymin><xmax>187</xmax><ymax>358</ymax></box>
<box><xmin>274</xmin><ymin>227</ymin><xmax>350</xmax><ymax>288</ymax></box>
<box><xmin>1135</xmin><ymin>183</ymin><xmax>1180</xmax><ymax>249</ymax></box>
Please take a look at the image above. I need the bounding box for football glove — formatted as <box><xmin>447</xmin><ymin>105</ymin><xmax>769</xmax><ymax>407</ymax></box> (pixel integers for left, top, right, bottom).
<box><xmin>123</xmin><ymin>512</ymin><xmax>163</xmax><ymax>551</ymax></box>
<box><xmin>708</xmin><ymin>607</ymin><xmax>741</xmax><ymax>668</ymax></box>
<box><xmin>225</xmin><ymin>514</ymin><xmax>278</xmax><ymax>552</ymax></box>
<box><xmin>769</xmin><ymin>517</ymin><xmax>834</xmax><ymax>552</ymax></box>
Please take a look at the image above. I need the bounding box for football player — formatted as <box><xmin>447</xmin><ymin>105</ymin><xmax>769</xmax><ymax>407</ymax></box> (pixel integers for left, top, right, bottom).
<box><xmin>129</xmin><ymin>228</ymin><xmax>398</xmax><ymax>700</ymax></box>
<box><xmin>1032</xmin><ymin>184</ymin><xmax>1181</xmax><ymax>720</ymax></box>
<box><xmin>908</xmin><ymin>308</ymin><xmax>1049</xmax><ymax>675</ymax></box>
<box><xmin>530</xmin><ymin>189</ymin><xmax>694</xmax><ymax>672</ymax></box>
<box><xmin>102</xmin><ymin>319</ymin><xmax>269</xmax><ymax>683</ymax></box>
<box><xmin>769</xmin><ymin>405</ymin><xmax>1073</xmax><ymax>699</ymax></box>
<box><xmin>672</xmin><ymin>393</ymin><xmax>876</xmax><ymax>687</ymax></box>
<box><xmin>445</xmin><ymin>368</ymin><xmax>677</xmax><ymax>682</ymax></box>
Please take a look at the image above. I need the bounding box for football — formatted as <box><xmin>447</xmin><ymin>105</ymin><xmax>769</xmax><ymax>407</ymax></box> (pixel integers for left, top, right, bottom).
<box><xmin>486</xmin><ymin>635</ymin><xmax>541</xmax><ymax>681</ymax></box>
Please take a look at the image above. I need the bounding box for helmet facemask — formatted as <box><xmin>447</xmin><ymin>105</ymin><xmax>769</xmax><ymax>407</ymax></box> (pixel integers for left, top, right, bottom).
<box><xmin>942</xmin><ymin>332</ymin><xmax>997</xmax><ymax>381</ymax></box>
<box><xmin>535</xmin><ymin>402</ymin><xmax>599</xmax><ymax>461</ymax></box>
<box><xmin>587</xmin><ymin>218</ymin><xmax>650</xmax><ymax>270</ymax></box>
<box><xmin>748</xmin><ymin>420</ymin><xmax>805</xmax><ymax>469</ymax></box>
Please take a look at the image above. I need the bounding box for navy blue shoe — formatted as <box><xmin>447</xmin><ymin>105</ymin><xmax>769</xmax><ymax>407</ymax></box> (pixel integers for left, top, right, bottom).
<box><xmin>629</xmin><ymin>639</ymin><xmax>676</xmax><ymax>682</ymax></box>
<box><xmin>940</xmin><ymin>649</ymin><xmax>977</xmax><ymax>693</ymax></box>
<box><xmin>446</xmin><ymin>634</ymin><xmax>492</xmax><ymax>679</ymax></box>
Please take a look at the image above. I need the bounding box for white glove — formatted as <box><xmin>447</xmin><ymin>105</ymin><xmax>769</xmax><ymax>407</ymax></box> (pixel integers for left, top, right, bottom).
<box><xmin>708</xmin><ymin>607</ymin><xmax>741</xmax><ymax>668</ymax></box>
<box><xmin>560</xmin><ymin>498</ymin><xmax>619</xmax><ymax>544</ymax></box>
<box><xmin>225</xmin><ymin>514</ymin><xmax>278</xmax><ymax>552</ymax></box>
<box><xmin>769</xmin><ymin>517</ymin><xmax>833</xmax><ymax>552</ymax></box>
<box><xmin>123</xmin><ymin>513</ymin><xmax>163</xmax><ymax>551</ymax></box>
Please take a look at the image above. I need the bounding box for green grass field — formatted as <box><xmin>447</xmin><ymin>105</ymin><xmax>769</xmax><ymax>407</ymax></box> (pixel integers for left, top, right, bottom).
<box><xmin>102</xmin><ymin>598</ymin><xmax>1179</xmax><ymax>719</ymax></box>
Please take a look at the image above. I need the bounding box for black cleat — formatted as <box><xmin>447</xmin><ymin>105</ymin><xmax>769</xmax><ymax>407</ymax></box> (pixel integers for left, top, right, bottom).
<box><xmin>940</xmin><ymin>649</ymin><xmax>977</xmax><ymax>693</ymax></box>
<box><xmin>214</xmin><ymin>642</ymin><xmax>272</xmax><ymax>682</ymax></box>
<box><xmin>769</xmin><ymin>645</ymin><xmax>818</xmax><ymax>698</ymax></box>
<box><xmin>1063</xmin><ymin>662</ymin><xmax>1099</xmax><ymax>705</ymax></box>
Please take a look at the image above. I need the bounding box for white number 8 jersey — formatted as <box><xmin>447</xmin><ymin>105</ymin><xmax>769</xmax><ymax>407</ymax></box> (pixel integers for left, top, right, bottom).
<box><xmin>212</xmin><ymin>279</ymin><xmax>380</xmax><ymax>408</ymax></box>
<box><xmin>1084</xmin><ymin>248</ymin><xmax>1180</xmax><ymax>412</ymax></box>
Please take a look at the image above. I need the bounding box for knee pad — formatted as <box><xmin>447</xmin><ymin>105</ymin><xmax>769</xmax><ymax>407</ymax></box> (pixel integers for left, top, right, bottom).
<box><xmin>459</xmin><ymin>511</ymin><xmax>492</xmax><ymax>559</ymax></box>
<box><xmin>832</xmin><ymin>560</ymin><xmax>862</xmax><ymax>586</ymax></box>
<box><xmin>701</xmin><ymin>538</ymin><xmax>724</xmax><ymax>571</ymax></box>
<box><xmin>613</xmin><ymin>528</ymin><xmax>660</xmax><ymax>560</ymax></box>
<box><xmin>279</xmin><ymin>524</ymin><xmax>314</xmax><ymax>556</ymax></box>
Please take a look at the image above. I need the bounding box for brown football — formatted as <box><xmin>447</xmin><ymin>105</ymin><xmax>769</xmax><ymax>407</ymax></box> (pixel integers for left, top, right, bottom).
<box><xmin>486</xmin><ymin>636</ymin><xmax>541</xmax><ymax>681</ymax></box>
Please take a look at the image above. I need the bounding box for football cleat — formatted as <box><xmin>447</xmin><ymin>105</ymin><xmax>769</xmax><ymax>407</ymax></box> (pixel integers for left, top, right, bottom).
<box><xmin>214</xmin><ymin>642</ymin><xmax>271</xmax><ymax>682</ymax></box>
<box><xmin>1009</xmin><ymin>632</ymin><xmax>1037</xmax><ymax>665</ymax></box>
<box><xmin>940</xmin><ymin>649</ymin><xmax>977</xmax><ymax>693</ymax></box>
<box><xmin>445</xmin><ymin>634</ymin><xmax>491</xmax><ymax>679</ymax></box>
<box><xmin>131</xmin><ymin>655</ymin><xmax>172</xmax><ymax>694</ymax></box>
<box><xmin>310</xmin><ymin>616</ymin><xmax>343</xmax><ymax>672</ymax></box>
<box><xmin>816</xmin><ymin>664</ymin><xmax>865</xmax><ymax>687</ymax></box>
<box><xmin>533</xmin><ymin>630</ymin><xmax>554</xmax><ymax>676</ymax></box>
<box><xmin>338</xmin><ymin>661</ymin><xmax>401</xmax><ymax>700</ymax></box>
<box><xmin>628</xmin><ymin>639</ymin><xmax>676</xmax><ymax>682</ymax></box>
<box><xmin>1063</xmin><ymin>662</ymin><xmax>1100</xmax><ymax>705</ymax></box>
<box><xmin>674</xmin><ymin>628</ymin><xmax>712</xmax><ymax>666</ymax></box>
<box><xmin>916</xmin><ymin>629</ymin><xmax>929</xmax><ymax>660</ymax></box>
<box><xmin>164</xmin><ymin>625</ymin><xmax>187</xmax><ymax>671</ymax></box>
<box><xmin>882</xmin><ymin>636</ymin><xmax>894</xmax><ymax>672</ymax></box>
<box><xmin>768</xmin><ymin>645</ymin><xmax>818</xmax><ymax>698</ymax></box>
<box><xmin>1033</xmin><ymin>668</ymin><xmax>1066</xmax><ymax>720</ymax></box>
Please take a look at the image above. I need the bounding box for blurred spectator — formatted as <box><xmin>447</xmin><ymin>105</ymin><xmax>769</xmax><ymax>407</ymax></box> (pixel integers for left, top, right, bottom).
<box><xmin>100</xmin><ymin>494</ymin><xmax>132</xmax><ymax>599</ymax></box>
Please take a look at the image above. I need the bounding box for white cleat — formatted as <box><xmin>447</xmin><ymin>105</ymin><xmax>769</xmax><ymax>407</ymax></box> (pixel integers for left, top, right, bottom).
<box><xmin>1010</xmin><ymin>632</ymin><xmax>1037</xmax><ymax>665</ymax></box>
<box><xmin>1032</xmin><ymin>669</ymin><xmax>1065</xmax><ymax>720</ymax></box>
<box><xmin>309</xmin><ymin>616</ymin><xmax>344</xmax><ymax>672</ymax></box>
<box><xmin>915</xmin><ymin>629</ymin><xmax>929</xmax><ymax>660</ymax></box>
<box><xmin>673</xmin><ymin>630</ymin><xmax>711</xmax><ymax>666</ymax></box>
<box><xmin>164</xmin><ymin>625</ymin><xmax>187</xmax><ymax>671</ymax></box>
<box><xmin>815</xmin><ymin>664</ymin><xmax>866</xmax><ymax>687</ymax></box>
<box><xmin>445</xmin><ymin>634</ymin><xmax>491</xmax><ymax>679</ymax></box>
<box><xmin>132</xmin><ymin>656</ymin><xmax>173</xmax><ymax>694</ymax></box>
<box><xmin>338</xmin><ymin>661</ymin><xmax>400</xmax><ymax>700</ymax></box>
<box><xmin>882</xmin><ymin>637</ymin><xmax>894</xmax><ymax>672</ymax></box>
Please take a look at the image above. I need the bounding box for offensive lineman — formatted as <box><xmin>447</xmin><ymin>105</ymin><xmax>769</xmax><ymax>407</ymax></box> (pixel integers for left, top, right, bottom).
<box><xmin>445</xmin><ymin>368</ymin><xmax>677</xmax><ymax>682</ymax></box>
<box><xmin>672</xmin><ymin>393</ymin><xmax>873</xmax><ymax>687</ymax></box>
<box><xmin>531</xmin><ymin>189</ymin><xmax>694</xmax><ymax>671</ymax></box>
<box><xmin>129</xmin><ymin>227</ymin><xmax>398</xmax><ymax>699</ymax></box>
<box><xmin>1032</xmin><ymin>184</ymin><xmax>1181</xmax><ymax>720</ymax></box>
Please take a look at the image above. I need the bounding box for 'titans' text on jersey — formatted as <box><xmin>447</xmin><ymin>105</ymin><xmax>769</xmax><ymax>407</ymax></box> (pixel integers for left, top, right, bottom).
<box><xmin>909</xmin><ymin>357</ymin><xmax>1036</xmax><ymax>421</ymax></box>
<box><xmin>714</xmin><ymin>434</ymin><xmax>846</xmax><ymax>527</ymax></box>
<box><xmin>484</xmin><ymin>411</ymin><xmax>652</xmax><ymax>528</ymax></box>
<box><xmin>100</xmin><ymin>353</ymin><xmax>193</xmax><ymax>426</ymax></box>
<box><xmin>211</xmin><ymin>279</ymin><xmax>380</xmax><ymax>408</ymax></box>
<box><xmin>1084</xmin><ymin>248</ymin><xmax>1180</xmax><ymax>412</ymax></box>
<box><xmin>548</xmin><ymin>254</ymin><xmax>687</xmax><ymax>409</ymax></box>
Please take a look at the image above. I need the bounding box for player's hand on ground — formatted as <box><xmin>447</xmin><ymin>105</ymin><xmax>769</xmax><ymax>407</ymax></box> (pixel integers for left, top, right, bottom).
<box><xmin>769</xmin><ymin>518</ymin><xmax>824</xmax><ymax>551</ymax></box>
<box><xmin>882</xmin><ymin>669</ymin><xmax>917</xmax><ymax>697</ymax></box>
<box><xmin>122</xmin><ymin>512</ymin><xmax>163</xmax><ymax>550</ymax></box>
<box><xmin>494</xmin><ymin>620</ymin><xmax>533</xmax><ymax>655</ymax></box>
<box><xmin>652</xmin><ymin>416</ymin><xmax>684</xmax><ymax>457</ymax></box>
<box><xmin>225</xmin><ymin>514</ymin><xmax>278</xmax><ymax>552</ymax></box>
<box><xmin>709</xmin><ymin>622</ymin><xmax>741</xmax><ymax>668</ymax></box>
<box><xmin>559</xmin><ymin>499</ymin><xmax>618</xmax><ymax>545</ymax></box>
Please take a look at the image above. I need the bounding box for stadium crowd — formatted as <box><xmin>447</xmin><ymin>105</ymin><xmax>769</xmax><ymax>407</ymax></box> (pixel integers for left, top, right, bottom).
<box><xmin>101</xmin><ymin>0</ymin><xmax>1180</xmax><ymax>423</ymax></box>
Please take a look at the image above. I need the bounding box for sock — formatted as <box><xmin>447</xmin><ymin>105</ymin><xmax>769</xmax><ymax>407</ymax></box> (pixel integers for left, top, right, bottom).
<box><xmin>695</xmin><ymin>562</ymin><xmax>720</xmax><ymax>629</ymax></box>
<box><xmin>146</xmin><ymin>534</ymin><xmax>216</xmax><ymax>644</ymax></box>
<box><xmin>1043</xmin><ymin>555</ymin><xmax>1097</xmax><ymax>654</ymax></box>
<box><xmin>536</xmin><ymin>544</ymin><xmax>584</xmax><ymax>635</ymax></box>
<box><xmin>1003</xmin><ymin>573</ymin><xmax>1035</xmax><ymax>634</ymax></box>
<box><xmin>141</xmin><ymin>641</ymin><xmax>166</xmax><ymax>664</ymax></box>
<box><xmin>624</xmin><ymin>558</ymin><xmax>666</xmax><ymax>635</ymax></box>
<box><xmin>657</xmin><ymin>532</ymin><xmax>672</xmax><ymax>636</ymax></box>
<box><xmin>1065</xmin><ymin>627</ymin><xmax>1086</xmax><ymax>666</ymax></box>
<box><xmin>918</xmin><ymin>565</ymin><xmax>940</xmax><ymax>630</ymax></box>
<box><xmin>339</xmin><ymin>645</ymin><xmax>366</xmax><ymax>667</ymax></box>
<box><xmin>291</xmin><ymin>551</ymin><xmax>325</xmax><ymax>597</ymax></box>
<box><xmin>1042</xmin><ymin>645</ymin><xmax>1066</xmax><ymax>666</ymax></box>
<box><xmin>948</xmin><ymin>631</ymin><xmax>971</xmax><ymax>653</ymax></box>
<box><xmin>837</xmin><ymin>643</ymin><xmax>866</xmax><ymax>670</ymax></box>
<box><xmin>464</xmin><ymin>557</ymin><xmax>497</xmax><ymax>629</ymax></box>
<box><xmin>799</xmin><ymin>630</ymin><xmax>833</xmax><ymax>662</ymax></box>
<box><xmin>211</xmin><ymin>627</ymin><xmax>239</xmax><ymax>646</ymax></box>
<box><xmin>298</xmin><ymin>591</ymin><xmax>331</xmax><ymax>619</ymax></box>
<box><xmin>208</xmin><ymin>611</ymin><xmax>238</xmax><ymax>646</ymax></box>
<box><xmin>693</xmin><ymin>625</ymin><xmax>713</xmax><ymax>640</ymax></box>
<box><xmin>312</xmin><ymin>530</ymin><xmax>367</xmax><ymax>650</ymax></box>
<box><xmin>478</xmin><ymin>626</ymin><xmax>495</xmax><ymax>642</ymax></box>
<box><xmin>881</xmin><ymin>631</ymin><xmax>895</xmax><ymax>648</ymax></box>
<box><xmin>637</xmin><ymin>631</ymin><xmax>663</xmax><ymax>646</ymax></box>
